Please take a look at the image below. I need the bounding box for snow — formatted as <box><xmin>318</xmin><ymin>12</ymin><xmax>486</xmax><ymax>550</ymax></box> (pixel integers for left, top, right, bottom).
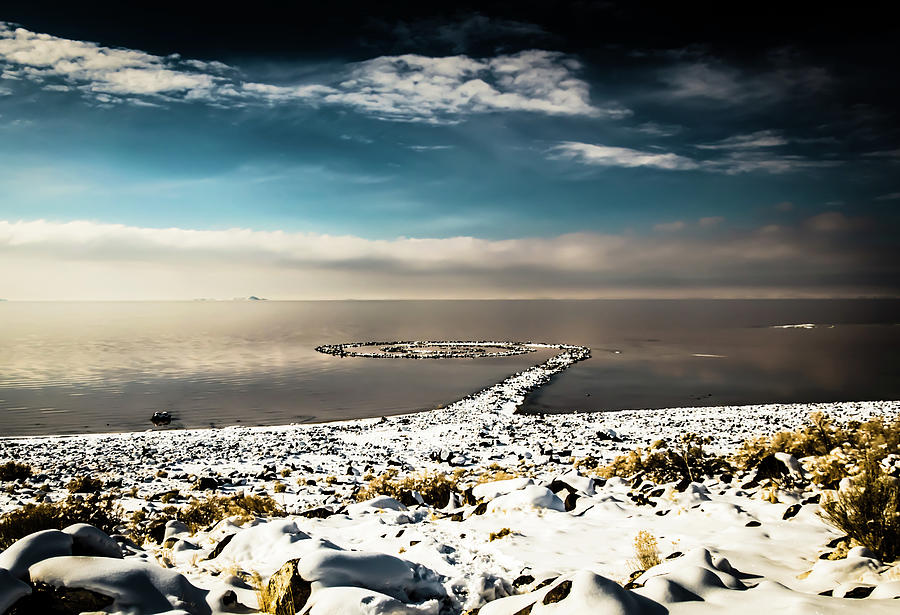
<box><xmin>299</xmin><ymin>586</ymin><xmax>441</xmax><ymax>615</ymax></box>
<box><xmin>472</xmin><ymin>478</ymin><xmax>534</xmax><ymax>501</ymax></box>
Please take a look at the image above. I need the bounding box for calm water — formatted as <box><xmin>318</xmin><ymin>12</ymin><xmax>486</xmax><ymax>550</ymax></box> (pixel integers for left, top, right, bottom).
<box><xmin>1</xmin><ymin>300</ymin><xmax>898</xmax><ymax>436</ymax></box>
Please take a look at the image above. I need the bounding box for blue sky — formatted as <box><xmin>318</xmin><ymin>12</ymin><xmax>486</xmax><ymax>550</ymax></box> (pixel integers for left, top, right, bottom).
<box><xmin>0</xmin><ymin>3</ymin><xmax>898</xmax><ymax>299</ymax></box>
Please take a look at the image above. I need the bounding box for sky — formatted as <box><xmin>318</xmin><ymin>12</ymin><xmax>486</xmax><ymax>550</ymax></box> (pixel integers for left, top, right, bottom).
<box><xmin>0</xmin><ymin>1</ymin><xmax>898</xmax><ymax>299</ymax></box>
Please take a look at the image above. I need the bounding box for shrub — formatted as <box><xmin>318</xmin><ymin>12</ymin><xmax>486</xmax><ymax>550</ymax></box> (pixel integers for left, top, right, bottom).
<box><xmin>733</xmin><ymin>413</ymin><xmax>900</xmax><ymax>487</ymax></box>
<box><xmin>0</xmin><ymin>494</ymin><xmax>125</xmax><ymax>549</ymax></box>
<box><xmin>489</xmin><ymin>527</ymin><xmax>512</xmax><ymax>541</ymax></box>
<box><xmin>355</xmin><ymin>470</ymin><xmax>460</xmax><ymax>508</ymax></box>
<box><xmin>819</xmin><ymin>455</ymin><xmax>900</xmax><ymax>561</ymax></box>
<box><xmin>0</xmin><ymin>461</ymin><xmax>33</xmax><ymax>481</ymax></box>
<box><xmin>599</xmin><ymin>434</ymin><xmax>731</xmax><ymax>483</ymax></box>
<box><xmin>629</xmin><ymin>530</ymin><xmax>662</xmax><ymax>572</ymax></box>
<box><xmin>177</xmin><ymin>493</ymin><xmax>285</xmax><ymax>533</ymax></box>
<box><xmin>66</xmin><ymin>476</ymin><xmax>104</xmax><ymax>493</ymax></box>
<box><xmin>273</xmin><ymin>482</ymin><xmax>287</xmax><ymax>493</ymax></box>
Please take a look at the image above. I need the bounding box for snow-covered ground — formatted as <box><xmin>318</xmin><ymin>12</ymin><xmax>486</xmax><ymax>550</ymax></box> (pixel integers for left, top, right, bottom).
<box><xmin>1</xmin><ymin>345</ymin><xmax>899</xmax><ymax>614</ymax></box>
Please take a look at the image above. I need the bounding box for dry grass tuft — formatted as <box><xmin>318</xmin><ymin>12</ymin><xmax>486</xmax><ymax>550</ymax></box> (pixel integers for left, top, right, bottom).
<box><xmin>628</xmin><ymin>530</ymin><xmax>662</xmax><ymax>572</ymax></box>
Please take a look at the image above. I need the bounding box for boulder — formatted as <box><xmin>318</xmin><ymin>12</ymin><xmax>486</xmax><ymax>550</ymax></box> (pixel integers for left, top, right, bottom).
<box><xmin>262</xmin><ymin>558</ymin><xmax>311</xmax><ymax>615</ymax></box>
<box><xmin>27</xmin><ymin>556</ymin><xmax>211</xmax><ymax>615</ymax></box>
<box><xmin>194</xmin><ymin>477</ymin><xmax>219</xmax><ymax>491</ymax></box>
<box><xmin>163</xmin><ymin>520</ymin><xmax>191</xmax><ymax>541</ymax></box>
<box><xmin>62</xmin><ymin>524</ymin><xmax>123</xmax><ymax>559</ymax></box>
<box><xmin>0</xmin><ymin>568</ymin><xmax>31</xmax><ymax>614</ymax></box>
<box><xmin>0</xmin><ymin>530</ymin><xmax>73</xmax><ymax>579</ymax></box>
<box><xmin>6</xmin><ymin>581</ymin><xmax>113</xmax><ymax>614</ymax></box>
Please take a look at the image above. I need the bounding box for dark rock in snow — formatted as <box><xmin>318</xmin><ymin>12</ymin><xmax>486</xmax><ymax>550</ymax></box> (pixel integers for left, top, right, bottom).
<box><xmin>265</xmin><ymin>559</ymin><xmax>311</xmax><ymax>615</ymax></box>
<box><xmin>843</xmin><ymin>585</ymin><xmax>875</xmax><ymax>598</ymax></box>
<box><xmin>7</xmin><ymin>582</ymin><xmax>113</xmax><ymax>615</ymax></box>
<box><xmin>542</xmin><ymin>580</ymin><xmax>572</xmax><ymax>604</ymax></box>
<box><xmin>204</xmin><ymin>533</ymin><xmax>235</xmax><ymax>560</ymax></box>
<box><xmin>298</xmin><ymin>507</ymin><xmax>335</xmax><ymax>519</ymax></box>
<box><xmin>782</xmin><ymin>504</ymin><xmax>802</xmax><ymax>520</ymax></box>
<box><xmin>513</xmin><ymin>574</ymin><xmax>535</xmax><ymax>588</ymax></box>
<box><xmin>195</xmin><ymin>477</ymin><xmax>219</xmax><ymax>491</ymax></box>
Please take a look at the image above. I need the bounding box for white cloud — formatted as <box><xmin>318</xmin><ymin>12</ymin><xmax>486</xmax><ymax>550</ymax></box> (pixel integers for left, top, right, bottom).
<box><xmin>699</xmin><ymin>216</ymin><xmax>724</xmax><ymax>227</ymax></box>
<box><xmin>408</xmin><ymin>145</ymin><xmax>454</xmax><ymax>151</ymax></box>
<box><xmin>696</xmin><ymin>130</ymin><xmax>788</xmax><ymax>150</ymax></box>
<box><xmin>706</xmin><ymin>152</ymin><xmax>841</xmax><ymax>175</ymax></box>
<box><xmin>551</xmin><ymin>142</ymin><xmax>700</xmax><ymax>171</ymax></box>
<box><xmin>0</xmin><ymin>23</ymin><xmax>225</xmax><ymax>100</ymax></box>
<box><xmin>314</xmin><ymin>51</ymin><xmax>624</xmax><ymax>122</ymax></box>
<box><xmin>633</xmin><ymin>122</ymin><xmax>682</xmax><ymax>137</ymax></box>
<box><xmin>553</xmin><ymin>140</ymin><xmax>840</xmax><ymax>175</ymax></box>
<box><xmin>653</xmin><ymin>221</ymin><xmax>686</xmax><ymax>232</ymax></box>
<box><xmin>0</xmin><ymin>217</ymin><xmax>889</xmax><ymax>300</ymax></box>
<box><xmin>0</xmin><ymin>23</ymin><xmax>620</xmax><ymax>123</ymax></box>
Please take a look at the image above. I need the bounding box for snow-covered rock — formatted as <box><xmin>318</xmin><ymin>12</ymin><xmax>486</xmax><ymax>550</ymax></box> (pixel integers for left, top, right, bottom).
<box><xmin>0</xmin><ymin>568</ymin><xmax>31</xmax><ymax>613</ymax></box>
<box><xmin>63</xmin><ymin>523</ymin><xmax>123</xmax><ymax>559</ymax></box>
<box><xmin>0</xmin><ymin>530</ymin><xmax>72</xmax><ymax>578</ymax></box>
<box><xmin>28</xmin><ymin>555</ymin><xmax>211</xmax><ymax>614</ymax></box>
<box><xmin>487</xmin><ymin>485</ymin><xmax>565</xmax><ymax>513</ymax></box>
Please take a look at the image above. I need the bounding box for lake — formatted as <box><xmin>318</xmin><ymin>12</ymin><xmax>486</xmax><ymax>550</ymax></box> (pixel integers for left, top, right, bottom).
<box><xmin>1</xmin><ymin>299</ymin><xmax>898</xmax><ymax>436</ymax></box>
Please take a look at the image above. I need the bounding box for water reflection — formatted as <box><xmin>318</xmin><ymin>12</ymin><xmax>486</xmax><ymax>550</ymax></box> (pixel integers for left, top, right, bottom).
<box><xmin>1</xmin><ymin>300</ymin><xmax>898</xmax><ymax>436</ymax></box>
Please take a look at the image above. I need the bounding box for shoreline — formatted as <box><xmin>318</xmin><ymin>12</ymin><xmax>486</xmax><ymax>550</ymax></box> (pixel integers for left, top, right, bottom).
<box><xmin>3</xmin><ymin>398</ymin><xmax>900</xmax><ymax>445</ymax></box>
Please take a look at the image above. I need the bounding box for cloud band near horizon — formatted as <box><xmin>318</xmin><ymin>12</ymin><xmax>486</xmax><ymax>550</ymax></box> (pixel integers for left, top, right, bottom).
<box><xmin>1</xmin><ymin>218</ymin><xmax>895</xmax><ymax>300</ymax></box>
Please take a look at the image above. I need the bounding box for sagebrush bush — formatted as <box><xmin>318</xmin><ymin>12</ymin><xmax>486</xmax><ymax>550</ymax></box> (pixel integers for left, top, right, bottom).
<box><xmin>0</xmin><ymin>461</ymin><xmax>33</xmax><ymax>481</ymax></box>
<box><xmin>177</xmin><ymin>493</ymin><xmax>285</xmax><ymax>532</ymax></box>
<box><xmin>820</xmin><ymin>455</ymin><xmax>900</xmax><ymax>561</ymax></box>
<box><xmin>355</xmin><ymin>469</ymin><xmax>461</xmax><ymax>507</ymax></box>
<box><xmin>733</xmin><ymin>413</ymin><xmax>900</xmax><ymax>486</ymax></box>
<box><xmin>0</xmin><ymin>493</ymin><xmax>125</xmax><ymax>549</ymax></box>
<box><xmin>66</xmin><ymin>475</ymin><xmax>104</xmax><ymax>493</ymax></box>
<box><xmin>599</xmin><ymin>433</ymin><xmax>731</xmax><ymax>483</ymax></box>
